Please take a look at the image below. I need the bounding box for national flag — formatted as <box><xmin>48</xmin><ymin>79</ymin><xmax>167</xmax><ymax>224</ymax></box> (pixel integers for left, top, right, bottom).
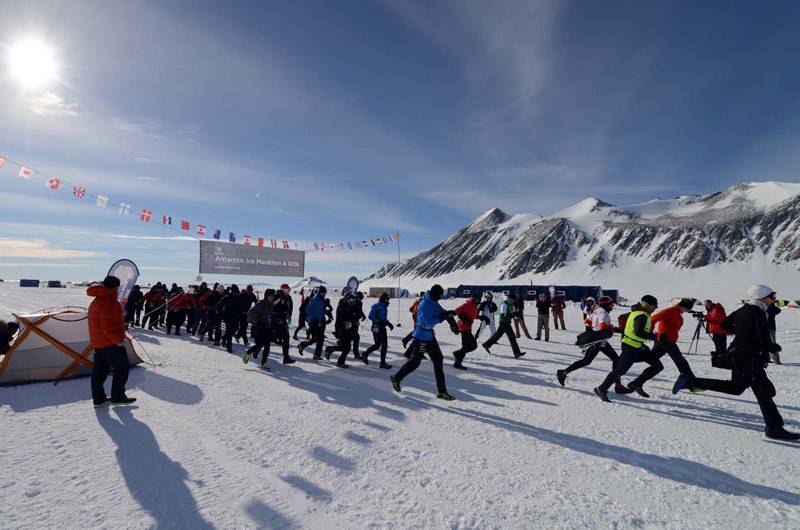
<box><xmin>383</xmin><ymin>237</ymin><xmax>389</xmax><ymax>244</ymax></box>
<box><xmin>229</xmin><ymin>232</ymin><xmax>236</xmax><ymax>243</ymax></box>
<box><xmin>0</xmin><ymin>157</ymin><xmax>5</xmax><ymax>169</ymax></box>
<box><xmin>213</xmin><ymin>229</ymin><xmax>221</xmax><ymax>240</ymax></box>
<box><xmin>181</xmin><ymin>220</ymin><xmax>190</xmax><ymax>230</ymax></box>
<box><xmin>140</xmin><ymin>209</ymin><xmax>152</xmax><ymax>222</ymax></box>
<box><xmin>370</xmin><ymin>239</ymin><xmax>375</xmax><ymax>246</ymax></box>
<box><xmin>45</xmin><ymin>177</ymin><xmax>60</xmax><ymax>190</ymax></box>
<box><xmin>395</xmin><ymin>233</ymin><xmax>400</xmax><ymax>240</ymax></box>
<box><xmin>377</xmin><ymin>238</ymin><xmax>382</xmax><ymax>246</ymax></box>
<box><xmin>258</xmin><ymin>237</ymin><xmax>265</xmax><ymax>247</ymax></box>
<box><xmin>118</xmin><ymin>202</ymin><xmax>131</xmax><ymax>216</ymax></box>
<box><xmin>340</xmin><ymin>243</ymin><xmax>345</xmax><ymax>250</ymax></box>
<box><xmin>355</xmin><ymin>241</ymin><xmax>361</xmax><ymax>249</ymax></box>
<box><xmin>321</xmin><ymin>243</ymin><xmax>326</xmax><ymax>251</ymax></box>
<box><xmin>73</xmin><ymin>186</ymin><xmax>85</xmax><ymax>199</ymax></box>
<box><xmin>18</xmin><ymin>167</ymin><xmax>32</xmax><ymax>179</ymax></box>
<box><xmin>347</xmin><ymin>242</ymin><xmax>352</xmax><ymax>249</ymax></box>
<box><xmin>162</xmin><ymin>215</ymin><xmax>172</xmax><ymax>225</ymax></box>
<box><xmin>293</xmin><ymin>242</ymin><xmax>300</xmax><ymax>250</ymax></box>
<box><xmin>244</xmin><ymin>235</ymin><xmax>251</xmax><ymax>245</ymax></box>
<box><xmin>197</xmin><ymin>225</ymin><xmax>206</xmax><ymax>235</ymax></box>
<box><xmin>271</xmin><ymin>239</ymin><xmax>277</xmax><ymax>248</ymax></box>
<box><xmin>329</xmin><ymin>243</ymin><xmax>335</xmax><ymax>252</ymax></box>
<box><xmin>388</xmin><ymin>235</ymin><xmax>394</xmax><ymax>242</ymax></box>
<box><xmin>97</xmin><ymin>195</ymin><xmax>109</xmax><ymax>208</ymax></box>
<box><xmin>314</xmin><ymin>243</ymin><xmax>319</xmax><ymax>251</ymax></box>
<box><xmin>282</xmin><ymin>240</ymin><xmax>289</xmax><ymax>249</ymax></box>
<box><xmin>362</xmin><ymin>241</ymin><xmax>368</xmax><ymax>247</ymax></box>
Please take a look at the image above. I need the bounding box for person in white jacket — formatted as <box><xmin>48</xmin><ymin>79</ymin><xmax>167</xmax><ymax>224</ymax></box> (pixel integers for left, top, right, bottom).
<box><xmin>474</xmin><ymin>292</ymin><xmax>497</xmax><ymax>339</ymax></box>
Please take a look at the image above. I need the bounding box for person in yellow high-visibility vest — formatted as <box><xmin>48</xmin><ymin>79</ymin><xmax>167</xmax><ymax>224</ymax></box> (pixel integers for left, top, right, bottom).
<box><xmin>594</xmin><ymin>294</ymin><xmax>662</xmax><ymax>402</ymax></box>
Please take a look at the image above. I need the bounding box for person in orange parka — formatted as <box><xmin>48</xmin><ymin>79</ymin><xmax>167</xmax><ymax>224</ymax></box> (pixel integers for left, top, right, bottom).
<box><xmin>650</xmin><ymin>298</ymin><xmax>696</xmax><ymax>391</ymax></box>
<box><xmin>400</xmin><ymin>295</ymin><xmax>422</xmax><ymax>354</ymax></box>
<box><xmin>452</xmin><ymin>293</ymin><xmax>487</xmax><ymax>370</ymax></box>
<box><xmin>88</xmin><ymin>276</ymin><xmax>135</xmax><ymax>408</ymax></box>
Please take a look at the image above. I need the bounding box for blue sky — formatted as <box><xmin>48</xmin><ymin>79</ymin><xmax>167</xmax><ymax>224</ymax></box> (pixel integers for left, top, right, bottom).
<box><xmin>2</xmin><ymin>0</ymin><xmax>800</xmax><ymax>285</ymax></box>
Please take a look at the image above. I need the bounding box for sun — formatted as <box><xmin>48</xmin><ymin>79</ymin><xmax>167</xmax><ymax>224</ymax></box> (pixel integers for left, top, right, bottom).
<box><xmin>8</xmin><ymin>39</ymin><xmax>57</xmax><ymax>88</ymax></box>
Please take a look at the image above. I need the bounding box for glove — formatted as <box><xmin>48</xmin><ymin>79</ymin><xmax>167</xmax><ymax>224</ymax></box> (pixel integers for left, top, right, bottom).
<box><xmin>447</xmin><ymin>317</ymin><xmax>459</xmax><ymax>335</ymax></box>
<box><xmin>387</xmin><ymin>322</ymin><xmax>394</xmax><ymax>331</ymax></box>
<box><xmin>480</xmin><ymin>315</ymin><xmax>490</xmax><ymax>324</ymax></box>
<box><xmin>437</xmin><ymin>310</ymin><xmax>457</xmax><ymax>322</ymax></box>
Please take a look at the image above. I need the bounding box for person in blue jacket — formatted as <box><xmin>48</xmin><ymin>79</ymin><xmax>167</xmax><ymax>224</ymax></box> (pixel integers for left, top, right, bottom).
<box><xmin>298</xmin><ymin>286</ymin><xmax>330</xmax><ymax>360</ymax></box>
<box><xmin>390</xmin><ymin>284</ymin><xmax>459</xmax><ymax>400</ymax></box>
<box><xmin>363</xmin><ymin>292</ymin><xmax>394</xmax><ymax>368</ymax></box>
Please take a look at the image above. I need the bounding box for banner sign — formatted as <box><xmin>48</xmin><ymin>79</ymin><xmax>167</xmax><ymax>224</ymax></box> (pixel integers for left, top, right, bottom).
<box><xmin>199</xmin><ymin>241</ymin><xmax>304</xmax><ymax>277</ymax></box>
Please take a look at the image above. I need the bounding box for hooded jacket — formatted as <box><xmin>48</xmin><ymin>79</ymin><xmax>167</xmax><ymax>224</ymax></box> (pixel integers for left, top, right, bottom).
<box><xmin>704</xmin><ymin>303</ymin><xmax>732</xmax><ymax>335</ymax></box>
<box><xmin>411</xmin><ymin>291</ymin><xmax>447</xmax><ymax>342</ymax></box>
<box><xmin>650</xmin><ymin>305</ymin><xmax>685</xmax><ymax>343</ymax></box>
<box><xmin>87</xmin><ymin>284</ymin><xmax>126</xmax><ymax>349</ymax></box>
<box><xmin>454</xmin><ymin>299</ymin><xmax>479</xmax><ymax>332</ymax></box>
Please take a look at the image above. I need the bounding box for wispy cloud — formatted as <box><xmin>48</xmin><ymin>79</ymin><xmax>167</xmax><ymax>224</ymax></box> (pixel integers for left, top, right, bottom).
<box><xmin>0</xmin><ymin>239</ymin><xmax>106</xmax><ymax>259</ymax></box>
<box><xmin>134</xmin><ymin>176</ymin><xmax>158</xmax><ymax>182</ymax></box>
<box><xmin>104</xmin><ymin>234</ymin><xmax>196</xmax><ymax>241</ymax></box>
<box><xmin>26</xmin><ymin>92</ymin><xmax>81</xmax><ymax>116</ymax></box>
<box><xmin>0</xmin><ymin>262</ymin><xmax>96</xmax><ymax>267</ymax></box>
<box><xmin>132</xmin><ymin>157</ymin><xmax>163</xmax><ymax>164</ymax></box>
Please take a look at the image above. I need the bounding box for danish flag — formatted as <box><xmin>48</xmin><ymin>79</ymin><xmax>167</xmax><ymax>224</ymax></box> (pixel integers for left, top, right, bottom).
<box><xmin>141</xmin><ymin>209</ymin><xmax>152</xmax><ymax>222</ymax></box>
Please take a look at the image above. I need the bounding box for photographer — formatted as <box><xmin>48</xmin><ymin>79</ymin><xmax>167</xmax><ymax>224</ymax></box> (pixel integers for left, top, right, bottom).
<box><xmin>683</xmin><ymin>285</ymin><xmax>799</xmax><ymax>441</ymax></box>
<box><xmin>702</xmin><ymin>300</ymin><xmax>731</xmax><ymax>355</ymax></box>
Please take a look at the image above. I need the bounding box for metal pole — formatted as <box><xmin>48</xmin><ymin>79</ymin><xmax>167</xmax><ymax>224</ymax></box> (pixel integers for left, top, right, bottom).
<box><xmin>396</xmin><ymin>229</ymin><xmax>401</xmax><ymax>326</ymax></box>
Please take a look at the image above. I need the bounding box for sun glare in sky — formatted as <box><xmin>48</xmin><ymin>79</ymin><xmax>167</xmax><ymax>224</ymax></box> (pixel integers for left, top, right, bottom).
<box><xmin>8</xmin><ymin>39</ymin><xmax>57</xmax><ymax>88</ymax></box>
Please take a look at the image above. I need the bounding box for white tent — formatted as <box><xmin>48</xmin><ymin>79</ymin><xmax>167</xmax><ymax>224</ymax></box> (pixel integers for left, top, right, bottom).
<box><xmin>289</xmin><ymin>276</ymin><xmax>328</xmax><ymax>290</ymax></box>
<box><xmin>0</xmin><ymin>307</ymin><xmax>143</xmax><ymax>386</ymax></box>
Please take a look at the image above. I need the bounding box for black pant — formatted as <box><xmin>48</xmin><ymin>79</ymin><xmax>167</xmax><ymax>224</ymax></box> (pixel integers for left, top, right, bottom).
<box><xmin>598</xmin><ymin>342</ymin><xmax>663</xmax><ymax>392</ymax></box>
<box><xmin>364</xmin><ymin>326</ymin><xmax>388</xmax><ymax>364</ymax></box>
<box><xmin>194</xmin><ymin>308</ymin><xmax>207</xmax><ymax>335</ymax></box>
<box><xmin>223</xmin><ymin>318</ymin><xmax>238</xmax><ymax>350</ymax></box>
<box><xmin>271</xmin><ymin>324</ymin><xmax>291</xmax><ymax>361</ymax></box>
<box><xmin>248</xmin><ymin>324</ymin><xmax>272</xmax><ymax>361</ymax></box>
<box><xmin>652</xmin><ymin>339</ymin><xmax>694</xmax><ymax>378</ymax></box>
<box><xmin>566</xmin><ymin>341</ymin><xmax>619</xmax><ymax>374</ymax></box>
<box><xmin>395</xmin><ymin>338</ymin><xmax>447</xmax><ymax>394</ymax></box>
<box><xmin>483</xmin><ymin>322</ymin><xmax>521</xmax><ymax>357</ymax></box>
<box><xmin>692</xmin><ymin>362</ymin><xmax>783</xmax><ymax>429</ymax></box>
<box><xmin>293</xmin><ymin>314</ymin><xmax>307</xmax><ymax>339</ymax></box>
<box><xmin>166</xmin><ymin>309</ymin><xmax>185</xmax><ymax>334</ymax></box>
<box><xmin>300</xmin><ymin>323</ymin><xmax>326</xmax><ymax>358</ymax></box>
<box><xmin>326</xmin><ymin>329</ymin><xmax>356</xmax><ymax>365</ymax></box>
<box><xmin>185</xmin><ymin>308</ymin><xmax>196</xmax><ymax>334</ymax></box>
<box><xmin>141</xmin><ymin>306</ymin><xmax>158</xmax><ymax>329</ymax></box>
<box><xmin>351</xmin><ymin>330</ymin><xmax>361</xmax><ymax>357</ymax></box>
<box><xmin>453</xmin><ymin>330</ymin><xmax>477</xmax><ymax>363</ymax></box>
<box><xmin>235</xmin><ymin>313</ymin><xmax>249</xmax><ymax>341</ymax></box>
<box><xmin>200</xmin><ymin>309</ymin><xmax>221</xmax><ymax>342</ymax></box>
<box><xmin>91</xmin><ymin>344</ymin><xmax>130</xmax><ymax>405</ymax></box>
<box><xmin>711</xmin><ymin>334</ymin><xmax>728</xmax><ymax>355</ymax></box>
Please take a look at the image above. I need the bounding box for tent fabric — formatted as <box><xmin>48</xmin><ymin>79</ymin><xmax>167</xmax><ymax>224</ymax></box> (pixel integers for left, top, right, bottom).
<box><xmin>289</xmin><ymin>276</ymin><xmax>327</xmax><ymax>290</ymax></box>
<box><xmin>0</xmin><ymin>309</ymin><xmax>143</xmax><ymax>386</ymax></box>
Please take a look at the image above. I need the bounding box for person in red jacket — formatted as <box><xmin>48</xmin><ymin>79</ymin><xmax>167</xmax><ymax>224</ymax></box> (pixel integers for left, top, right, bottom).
<box><xmin>552</xmin><ymin>294</ymin><xmax>566</xmax><ymax>330</ymax></box>
<box><xmin>703</xmin><ymin>299</ymin><xmax>732</xmax><ymax>354</ymax></box>
<box><xmin>452</xmin><ymin>293</ymin><xmax>487</xmax><ymax>370</ymax></box>
<box><xmin>141</xmin><ymin>285</ymin><xmax>165</xmax><ymax>330</ymax></box>
<box><xmin>647</xmin><ymin>298</ymin><xmax>696</xmax><ymax>394</ymax></box>
<box><xmin>88</xmin><ymin>276</ymin><xmax>135</xmax><ymax>408</ymax></box>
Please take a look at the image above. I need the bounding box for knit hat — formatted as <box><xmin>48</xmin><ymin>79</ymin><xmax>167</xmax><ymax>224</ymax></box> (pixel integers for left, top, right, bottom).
<box><xmin>246</xmin><ymin>285</ymin><xmax>253</xmax><ymax>292</ymax></box>
<box><xmin>677</xmin><ymin>298</ymin><xmax>695</xmax><ymax>310</ymax></box>
<box><xmin>103</xmin><ymin>276</ymin><xmax>121</xmax><ymax>289</ymax></box>
<box><xmin>317</xmin><ymin>285</ymin><xmax>327</xmax><ymax>294</ymax></box>
<box><xmin>747</xmin><ymin>284</ymin><xmax>775</xmax><ymax>300</ymax></box>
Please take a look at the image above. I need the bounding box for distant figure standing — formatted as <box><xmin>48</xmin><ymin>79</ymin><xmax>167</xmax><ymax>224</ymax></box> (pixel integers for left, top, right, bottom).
<box><xmin>88</xmin><ymin>276</ymin><xmax>135</xmax><ymax>408</ymax></box>
<box><xmin>513</xmin><ymin>291</ymin><xmax>533</xmax><ymax>339</ymax></box>
<box><xmin>535</xmin><ymin>293</ymin><xmax>552</xmax><ymax>341</ymax></box>
<box><xmin>551</xmin><ymin>294</ymin><xmax>566</xmax><ymax>330</ymax></box>
<box><xmin>702</xmin><ymin>299</ymin><xmax>731</xmax><ymax>355</ymax></box>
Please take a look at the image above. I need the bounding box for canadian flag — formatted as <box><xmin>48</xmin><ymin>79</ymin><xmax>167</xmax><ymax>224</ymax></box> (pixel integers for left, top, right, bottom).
<box><xmin>244</xmin><ymin>235</ymin><xmax>251</xmax><ymax>245</ymax></box>
<box><xmin>197</xmin><ymin>225</ymin><xmax>206</xmax><ymax>235</ymax></box>
<box><xmin>140</xmin><ymin>209</ymin><xmax>152</xmax><ymax>222</ymax></box>
<box><xmin>45</xmin><ymin>177</ymin><xmax>61</xmax><ymax>190</ymax></box>
<box><xmin>257</xmin><ymin>237</ymin><xmax>265</xmax><ymax>247</ymax></box>
<box><xmin>18</xmin><ymin>167</ymin><xmax>32</xmax><ymax>179</ymax></box>
<box><xmin>181</xmin><ymin>220</ymin><xmax>190</xmax><ymax>230</ymax></box>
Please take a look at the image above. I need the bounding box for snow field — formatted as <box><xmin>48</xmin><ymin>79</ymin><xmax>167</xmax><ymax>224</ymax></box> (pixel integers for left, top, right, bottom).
<box><xmin>1</xmin><ymin>284</ymin><xmax>799</xmax><ymax>529</ymax></box>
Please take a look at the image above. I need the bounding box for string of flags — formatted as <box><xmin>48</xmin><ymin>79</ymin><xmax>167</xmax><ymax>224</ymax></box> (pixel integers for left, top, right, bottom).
<box><xmin>2</xmin><ymin>154</ymin><xmax>400</xmax><ymax>252</ymax></box>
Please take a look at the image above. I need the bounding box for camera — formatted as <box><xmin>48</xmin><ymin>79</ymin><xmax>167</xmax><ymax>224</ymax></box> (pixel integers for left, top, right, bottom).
<box><xmin>689</xmin><ymin>310</ymin><xmax>704</xmax><ymax>319</ymax></box>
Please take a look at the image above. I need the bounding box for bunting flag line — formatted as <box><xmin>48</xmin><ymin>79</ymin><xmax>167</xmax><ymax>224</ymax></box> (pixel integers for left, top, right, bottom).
<box><xmin>1</xmin><ymin>153</ymin><xmax>403</xmax><ymax>253</ymax></box>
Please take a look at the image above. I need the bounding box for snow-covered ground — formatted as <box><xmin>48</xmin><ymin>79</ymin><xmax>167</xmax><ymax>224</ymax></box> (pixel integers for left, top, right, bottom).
<box><xmin>1</xmin><ymin>283</ymin><xmax>799</xmax><ymax>529</ymax></box>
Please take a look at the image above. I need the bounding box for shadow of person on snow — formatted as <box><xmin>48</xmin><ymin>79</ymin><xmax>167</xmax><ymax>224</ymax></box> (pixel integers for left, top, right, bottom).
<box><xmin>243</xmin><ymin>498</ymin><xmax>300</xmax><ymax>529</ymax></box>
<box><xmin>417</xmin><ymin>400</ymin><xmax>800</xmax><ymax>505</ymax></box>
<box><xmin>96</xmin><ymin>406</ymin><xmax>213</xmax><ymax>529</ymax></box>
<box><xmin>127</xmin><ymin>369</ymin><xmax>204</xmax><ymax>406</ymax></box>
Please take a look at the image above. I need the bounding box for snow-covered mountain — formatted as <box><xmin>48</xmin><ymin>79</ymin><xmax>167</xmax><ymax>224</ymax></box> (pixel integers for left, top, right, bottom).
<box><xmin>365</xmin><ymin>182</ymin><xmax>800</xmax><ymax>298</ymax></box>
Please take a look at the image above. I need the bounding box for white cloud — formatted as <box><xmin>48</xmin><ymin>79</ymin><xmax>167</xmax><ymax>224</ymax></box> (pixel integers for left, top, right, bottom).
<box><xmin>132</xmin><ymin>157</ymin><xmax>163</xmax><ymax>164</ymax></box>
<box><xmin>0</xmin><ymin>261</ymin><xmax>95</xmax><ymax>267</ymax></box>
<box><xmin>0</xmin><ymin>238</ymin><xmax>106</xmax><ymax>259</ymax></box>
<box><xmin>134</xmin><ymin>176</ymin><xmax>158</xmax><ymax>181</ymax></box>
<box><xmin>104</xmin><ymin>234</ymin><xmax>196</xmax><ymax>241</ymax></box>
<box><xmin>26</xmin><ymin>92</ymin><xmax>81</xmax><ymax>116</ymax></box>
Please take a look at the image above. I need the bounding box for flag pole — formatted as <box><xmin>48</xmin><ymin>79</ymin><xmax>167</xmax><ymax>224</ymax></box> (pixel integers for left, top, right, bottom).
<box><xmin>396</xmin><ymin>229</ymin><xmax>401</xmax><ymax>326</ymax></box>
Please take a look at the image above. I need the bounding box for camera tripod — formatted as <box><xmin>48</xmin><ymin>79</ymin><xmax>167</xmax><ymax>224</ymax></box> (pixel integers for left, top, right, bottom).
<box><xmin>688</xmin><ymin>315</ymin><xmax>710</xmax><ymax>354</ymax></box>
